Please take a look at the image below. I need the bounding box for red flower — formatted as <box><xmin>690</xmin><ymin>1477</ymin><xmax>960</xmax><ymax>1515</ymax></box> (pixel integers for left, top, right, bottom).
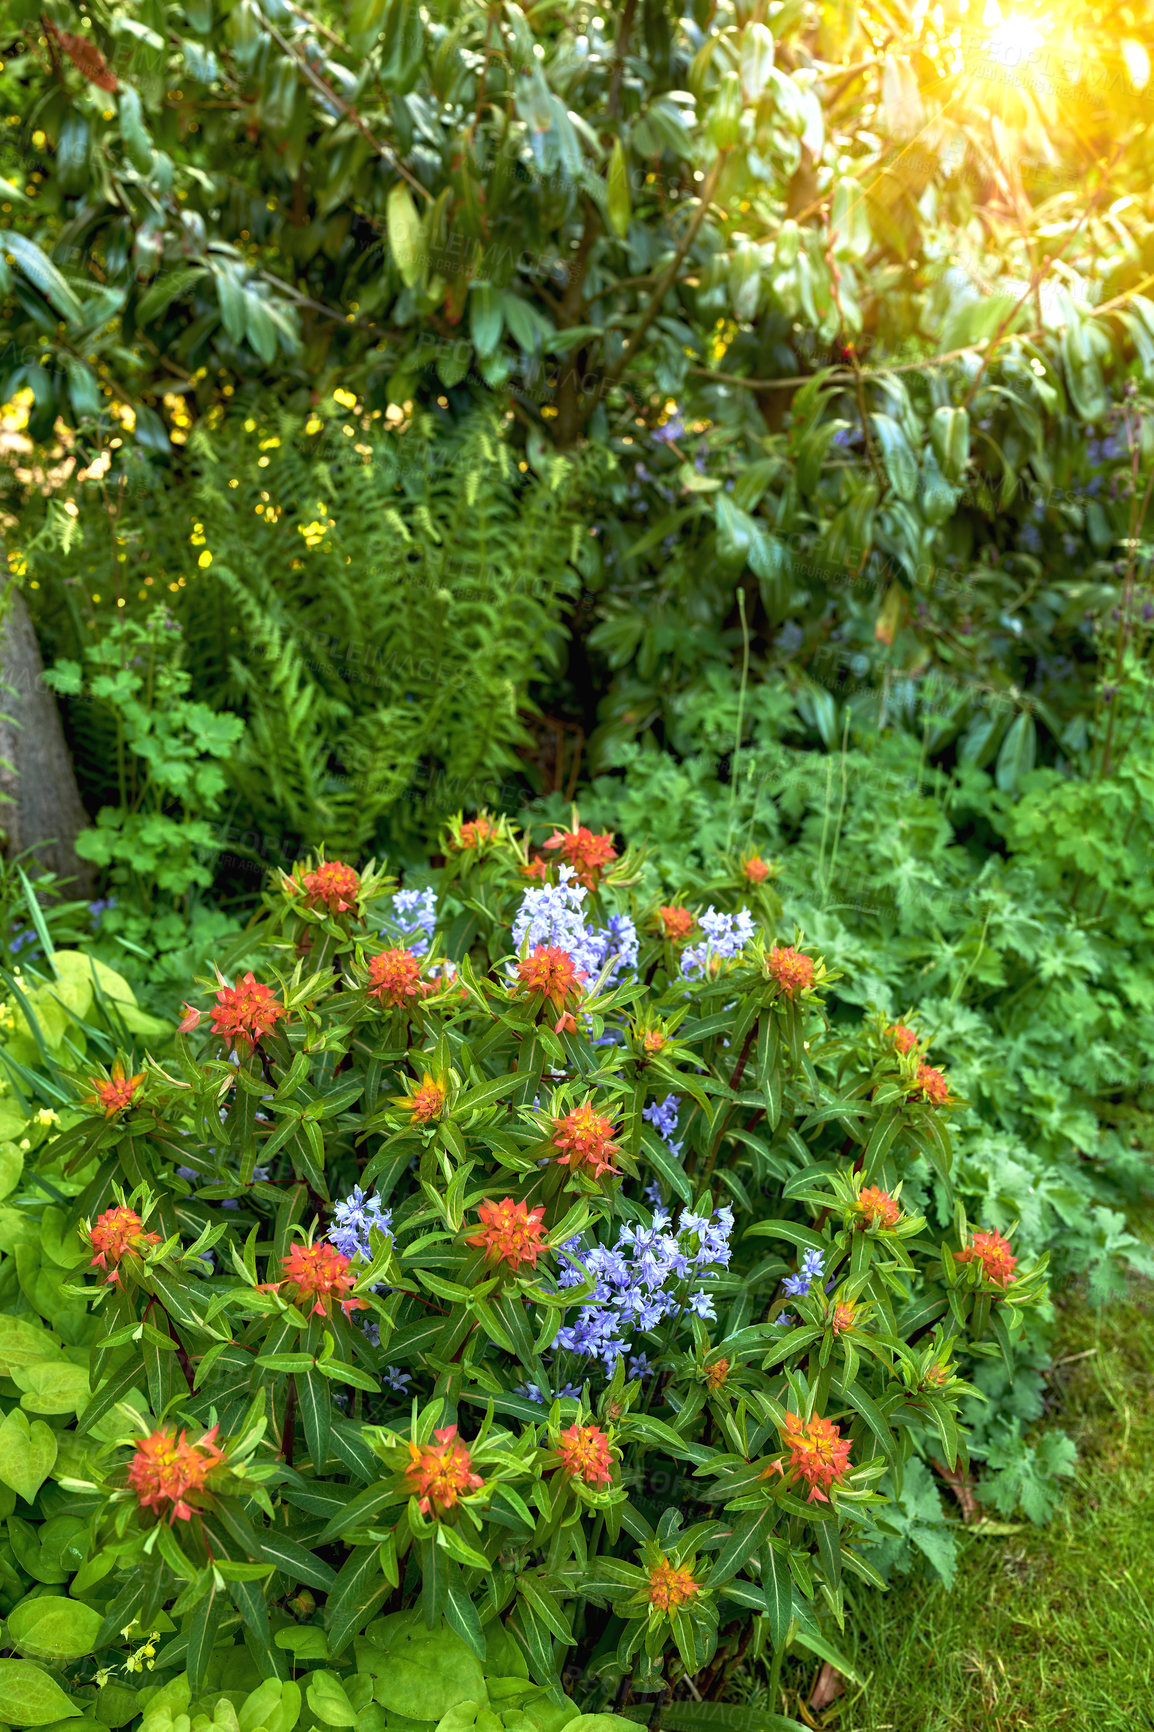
<box><xmin>128</xmin><ymin>1423</ymin><xmax>226</xmax><ymax>1523</ymax></box>
<box><xmin>781</xmin><ymin>1412</ymin><xmax>852</xmax><ymax>1505</ymax></box>
<box><xmin>914</xmin><ymin>1063</ymin><xmax>950</xmax><ymax>1106</ymax></box>
<box><xmin>520</xmin><ymin>857</ymin><xmax>550</xmax><ymax>882</ymax></box>
<box><xmin>516</xmin><ymin>945</ymin><xmax>586</xmax><ymax>1015</ymax></box>
<box><xmin>556</xmin><ymin>1423</ymin><xmax>614</xmax><ymax>1487</ymax></box>
<box><xmin>648</xmin><ymin>1555</ymin><xmax>699</xmax><ymax>1612</ymax></box>
<box><xmin>275</xmin><ymin>1241</ymin><xmax>365</xmax><ymax>1316</ymax></box>
<box><xmin>87</xmin><ymin>1206</ymin><xmax>162</xmax><ymax>1285</ymax></box>
<box><xmin>766</xmin><ymin>946</ymin><xmax>815</xmax><ymax>997</ymax></box>
<box><xmin>177</xmin><ymin>1003</ymin><xmax>202</xmax><ymax>1034</ymax></box>
<box><xmin>552</xmin><ymin>1101</ymin><xmax>621</xmax><ymax>1180</ymax></box>
<box><xmin>743</xmin><ymin>855</ymin><xmax>770</xmax><ymax>884</ymax></box>
<box><xmin>857</xmin><ymin>1187</ymin><xmax>901</xmax><ymax>1230</ymax></box>
<box><xmin>408</xmin><ymin>1073</ymin><xmax>446</xmax><ymax>1123</ymax></box>
<box><xmin>367</xmin><ymin>947</ymin><xmax>428</xmax><ymax>1009</ymax></box>
<box><xmin>86</xmin><ymin>1058</ymin><xmax>145</xmax><ymax>1119</ymax></box>
<box><xmin>829</xmin><ymin>1301</ymin><xmax>857</xmax><ymax>1336</ymax></box>
<box><xmin>956</xmin><ymin>1227</ymin><xmax>1018</xmax><ymax>1288</ymax></box>
<box><xmin>210</xmin><ymin>973</ymin><xmax>286</xmax><ymax>1050</ymax></box>
<box><xmin>404</xmin><ymin>1425</ymin><xmax>483</xmax><ymax>1517</ymax></box>
<box><xmin>658</xmin><ymin>905</ymin><xmax>694</xmax><ymax>940</ymax></box>
<box><xmin>889</xmin><ymin>1023</ymin><xmax>919</xmax><ymax>1054</ymax></box>
<box><xmin>297</xmin><ymin>860</ymin><xmax>361</xmax><ymax>914</ymax></box>
<box><xmin>466</xmin><ymin>1198</ymin><xmax>549</xmax><ymax>1271</ymax></box>
<box><xmin>543</xmin><ymin>825</ymin><xmax>617</xmax><ymax>889</ymax></box>
<box><xmin>705</xmin><ymin>1357</ymin><xmax>730</xmax><ymax>1392</ymax></box>
<box><xmin>454</xmin><ymin>815</ymin><xmax>497</xmax><ymax>850</ymax></box>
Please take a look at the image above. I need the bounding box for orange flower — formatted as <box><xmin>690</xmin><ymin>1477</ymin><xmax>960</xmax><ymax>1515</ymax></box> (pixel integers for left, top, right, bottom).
<box><xmin>705</xmin><ymin>1357</ymin><xmax>730</xmax><ymax>1393</ymax></box>
<box><xmin>857</xmin><ymin>1186</ymin><xmax>901</xmax><ymax>1230</ymax></box>
<box><xmin>914</xmin><ymin>1063</ymin><xmax>950</xmax><ymax>1106</ymax></box>
<box><xmin>454</xmin><ymin>814</ymin><xmax>497</xmax><ymax>850</ymax></box>
<box><xmin>520</xmin><ymin>857</ymin><xmax>550</xmax><ymax>882</ymax></box>
<box><xmin>404</xmin><ymin>1072</ymin><xmax>446</xmax><ymax>1124</ymax></box>
<box><xmin>889</xmin><ymin>1023</ymin><xmax>919</xmax><ymax>1054</ymax></box>
<box><xmin>467</xmin><ymin>1197</ymin><xmax>549</xmax><ymax>1270</ymax></box>
<box><xmin>210</xmin><ymin>973</ymin><xmax>286</xmax><ymax>1050</ymax></box>
<box><xmin>516</xmin><ymin>945</ymin><xmax>586</xmax><ymax>1015</ymax></box>
<box><xmin>556</xmin><ymin>1422</ymin><xmax>614</xmax><ymax>1487</ymax></box>
<box><xmin>552</xmin><ymin>1101</ymin><xmax>621</xmax><ymax>1180</ymax></box>
<box><xmin>128</xmin><ymin>1423</ymin><xmax>226</xmax><ymax>1523</ymax></box>
<box><xmin>829</xmin><ymin>1301</ymin><xmax>857</xmax><ymax>1336</ymax></box>
<box><xmin>297</xmin><ymin>860</ymin><xmax>361</xmax><ymax>913</ymax></box>
<box><xmin>367</xmin><ymin>947</ymin><xmax>428</xmax><ymax>1008</ymax></box>
<box><xmin>542</xmin><ymin>825</ymin><xmax>617</xmax><ymax>889</ymax></box>
<box><xmin>743</xmin><ymin>855</ymin><xmax>770</xmax><ymax>884</ymax></box>
<box><xmin>275</xmin><ymin>1240</ymin><xmax>364</xmax><ymax>1316</ymax></box>
<box><xmin>177</xmin><ymin>1003</ymin><xmax>202</xmax><ymax>1034</ymax></box>
<box><xmin>956</xmin><ymin>1227</ymin><xmax>1018</xmax><ymax>1288</ymax></box>
<box><xmin>86</xmin><ymin>1058</ymin><xmax>145</xmax><ymax>1119</ymax></box>
<box><xmin>766</xmin><ymin>946</ymin><xmax>814</xmax><ymax>997</ymax></box>
<box><xmin>87</xmin><ymin>1206</ymin><xmax>162</xmax><ymax>1285</ymax></box>
<box><xmin>404</xmin><ymin>1425</ymin><xmax>483</xmax><ymax>1517</ymax></box>
<box><xmin>642</xmin><ymin>1029</ymin><xmax>667</xmax><ymax>1054</ymax></box>
<box><xmin>648</xmin><ymin>1555</ymin><xmax>699</xmax><ymax>1612</ymax></box>
<box><xmin>922</xmin><ymin>1362</ymin><xmax>951</xmax><ymax>1389</ymax></box>
<box><xmin>781</xmin><ymin>1412</ymin><xmax>853</xmax><ymax>1505</ymax></box>
<box><xmin>658</xmin><ymin>905</ymin><xmax>694</xmax><ymax>940</ymax></box>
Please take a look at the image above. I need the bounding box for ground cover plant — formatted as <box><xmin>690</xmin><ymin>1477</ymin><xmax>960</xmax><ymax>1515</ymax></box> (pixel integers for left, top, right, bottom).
<box><xmin>0</xmin><ymin>820</ymin><xmax>1056</xmax><ymax>1732</ymax></box>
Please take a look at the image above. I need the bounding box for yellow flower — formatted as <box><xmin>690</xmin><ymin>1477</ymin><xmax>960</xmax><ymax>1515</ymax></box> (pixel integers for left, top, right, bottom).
<box><xmin>198</xmin><ymin>551</ymin><xmax>212</xmax><ymax>568</ymax></box>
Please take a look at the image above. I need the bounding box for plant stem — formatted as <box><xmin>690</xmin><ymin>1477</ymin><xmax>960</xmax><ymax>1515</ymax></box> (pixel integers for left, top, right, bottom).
<box><xmin>727</xmin><ymin>586</ymin><xmax>751</xmax><ymax>855</ymax></box>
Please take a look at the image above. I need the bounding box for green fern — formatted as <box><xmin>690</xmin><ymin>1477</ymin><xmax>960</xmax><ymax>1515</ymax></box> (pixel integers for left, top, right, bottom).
<box><xmin>25</xmin><ymin>405</ymin><xmax>602</xmax><ymax>858</ymax></box>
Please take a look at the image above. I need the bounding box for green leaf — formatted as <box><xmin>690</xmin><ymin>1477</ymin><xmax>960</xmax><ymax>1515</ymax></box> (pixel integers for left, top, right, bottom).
<box><xmin>606</xmin><ymin>140</ymin><xmax>631</xmax><ymax>238</ymax></box>
<box><xmin>306</xmin><ymin>1672</ymin><xmax>357</xmax><ymax>1728</ymax></box>
<box><xmin>0</xmin><ymin>1408</ymin><xmax>57</xmax><ymax>1503</ymax></box>
<box><xmin>759</xmin><ymin>1542</ymin><xmax>791</xmax><ymax>1651</ymax></box>
<box><xmin>0</xmin><ymin>233</ymin><xmax>83</xmax><ymax>323</ymax></box>
<box><xmin>0</xmin><ymin>1660</ymin><xmax>82</xmax><ymax>1725</ymax></box>
<box><xmin>388</xmin><ymin>183</ymin><xmax>424</xmax><ymax>288</ymax></box>
<box><xmin>7</xmin><ymin>1598</ymin><xmax>103</xmax><ymax>1662</ymax></box>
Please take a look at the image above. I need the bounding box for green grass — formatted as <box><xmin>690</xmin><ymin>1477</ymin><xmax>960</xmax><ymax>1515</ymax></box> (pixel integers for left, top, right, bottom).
<box><xmin>745</xmin><ymin>1236</ymin><xmax>1154</xmax><ymax>1731</ymax></box>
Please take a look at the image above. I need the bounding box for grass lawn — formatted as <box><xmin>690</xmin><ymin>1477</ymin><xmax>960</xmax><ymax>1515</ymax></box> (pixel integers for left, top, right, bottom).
<box><xmin>748</xmin><ymin>1219</ymin><xmax>1154</xmax><ymax>1732</ymax></box>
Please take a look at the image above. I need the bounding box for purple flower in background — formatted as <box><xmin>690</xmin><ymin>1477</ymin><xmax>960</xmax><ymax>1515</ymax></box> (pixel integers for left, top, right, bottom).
<box><xmin>652</xmin><ymin>414</ymin><xmax>685</xmax><ymax>445</ymax></box>
<box><xmin>782</xmin><ymin>1247</ymin><xmax>826</xmax><ymax>1297</ymax></box>
<box><xmin>330</xmin><ymin>1186</ymin><xmax>393</xmax><ymax>1261</ymax></box>
<box><xmin>383</xmin><ymin>1364</ymin><xmax>412</xmax><ymax>1392</ymax></box>
<box><xmin>643</xmin><ymin>1094</ymin><xmax>682</xmax><ymax>1146</ymax></box>
<box><xmin>389</xmin><ymin>887</ymin><xmax>437</xmax><ymax>955</ymax></box>
<box><xmin>512</xmin><ymin>869</ymin><xmax>638</xmax><ymax>987</ymax></box>
<box><xmin>682</xmin><ymin>907</ymin><xmax>756</xmax><ymax>978</ymax></box>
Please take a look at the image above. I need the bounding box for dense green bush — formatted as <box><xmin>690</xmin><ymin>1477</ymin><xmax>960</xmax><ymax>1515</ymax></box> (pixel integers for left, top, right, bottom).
<box><xmin>0</xmin><ymin>824</ymin><xmax>1051</xmax><ymax>1729</ymax></box>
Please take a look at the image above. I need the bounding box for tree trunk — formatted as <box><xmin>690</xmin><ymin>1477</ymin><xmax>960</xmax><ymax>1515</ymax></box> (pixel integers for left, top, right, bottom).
<box><xmin>0</xmin><ymin>584</ymin><xmax>95</xmax><ymax>896</ymax></box>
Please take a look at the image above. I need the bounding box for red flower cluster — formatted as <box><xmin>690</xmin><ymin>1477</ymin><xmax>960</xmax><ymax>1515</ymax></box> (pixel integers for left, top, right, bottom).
<box><xmin>781</xmin><ymin>1412</ymin><xmax>853</xmax><ymax>1505</ymax></box>
<box><xmin>743</xmin><ymin>855</ymin><xmax>771</xmax><ymax>884</ymax></box>
<box><xmin>87</xmin><ymin>1058</ymin><xmax>145</xmax><ymax>1119</ymax></box>
<box><xmin>367</xmin><ymin>948</ymin><xmax>428</xmax><ymax>1009</ymax></box>
<box><xmin>889</xmin><ymin>1023</ymin><xmax>919</xmax><ymax>1054</ymax></box>
<box><xmin>857</xmin><ymin>1186</ymin><xmax>901</xmax><ymax>1230</ymax></box>
<box><xmin>208</xmin><ymin>974</ymin><xmax>287</xmax><ymax>1050</ymax></box>
<box><xmin>543</xmin><ymin>825</ymin><xmax>617</xmax><ymax>889</ymax></box>
<box><xmin>648</xmin><ymin>1556</ymin><xmax>699</xmax><ymax>1612</ymax></box>
<box><xmin>914</xmin><ymin>1063</ymin><xmax>950</xmax><ymax>1106</ymax></box>
<box><xmin>87</xmin><ymin>1206</ymin><xmax>162</xmax><ymax>1285</ymax></box>
<box><xmin>128</xmin><ymin>1423</ymin><xmax>226</xmax><ymax>1523</ymax></box>
<box><xmin>467</xmin><ymin>1198</ymin><xmax>549</xmax><ymax>1271</ymax></box>
<box><xmin>658</xmin><ymin>905</ymin><xmax>693</xmax><ymax>940</ymax></box>
<box><xmin>297</xmin><ymin>860</ymin><xmax>361</xmax><ymax>913</ymax></box>
<box><xmin>407</xmin><ymin>1072</ymin><xmax>446</xmax><ymax>1124</ymax></box>
<box><xmin>404</xmin><ymin>1425</ymin><xmax>483</xmax><ymax>1518</ymax></box>
<box><xmin>275</xmin><ymin>1241</ymin><xmax>364</xmax><ymax>1316</ymax></box>
<box><xmin>766</xmin><ymin>946</ymin><xmax>815</xmax><ymax>997</ymax></box>
<box><xmin>516</xmin><ymin>945</ymin><xmax>586</xmax><ymax>1029</ymax></box>
<box><xmin>956</xmin><ymin>1227</ymin><xmax>1018</xmax><ymax>1288</ymax></box>
<box><xmin>705</xmin><ymin>1357</ymin><xmax>730</xmax><ymax>1393</ymax></box>
<box><xmin>454</xmin><ymin>815</ymin><xmax>497</xmax><ymax>850</ymax></box>
<box><xmin>556</xmin><ymin>1423</ymin><xmax>614</xmax><ymax>1487</ymax></box>
<box><xmin>552</xmin><ymin>1102</ymin><xmax>621</xmax><ymax>1180</ymax></box>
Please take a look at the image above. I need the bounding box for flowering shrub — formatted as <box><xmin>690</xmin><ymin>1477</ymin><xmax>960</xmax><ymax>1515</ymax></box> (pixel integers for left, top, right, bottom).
<box><xmin>0</xmin><ymin>819</ymin><xmax>1050</xmax><ymax>1725</ymax></box>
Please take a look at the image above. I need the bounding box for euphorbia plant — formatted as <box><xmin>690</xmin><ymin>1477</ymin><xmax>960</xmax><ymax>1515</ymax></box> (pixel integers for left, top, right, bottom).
<box><xmin>23</xmin><ymin>814</ymin><xmax>1046</xmax><ymax>1717</ymax></box>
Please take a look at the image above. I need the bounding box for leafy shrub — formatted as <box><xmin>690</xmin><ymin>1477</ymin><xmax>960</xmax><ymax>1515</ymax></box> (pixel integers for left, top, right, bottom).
<box><xmin>0</xmin><ymin>820</ymin><xmax>1051</xmax><ymax>1729</ymax></box>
